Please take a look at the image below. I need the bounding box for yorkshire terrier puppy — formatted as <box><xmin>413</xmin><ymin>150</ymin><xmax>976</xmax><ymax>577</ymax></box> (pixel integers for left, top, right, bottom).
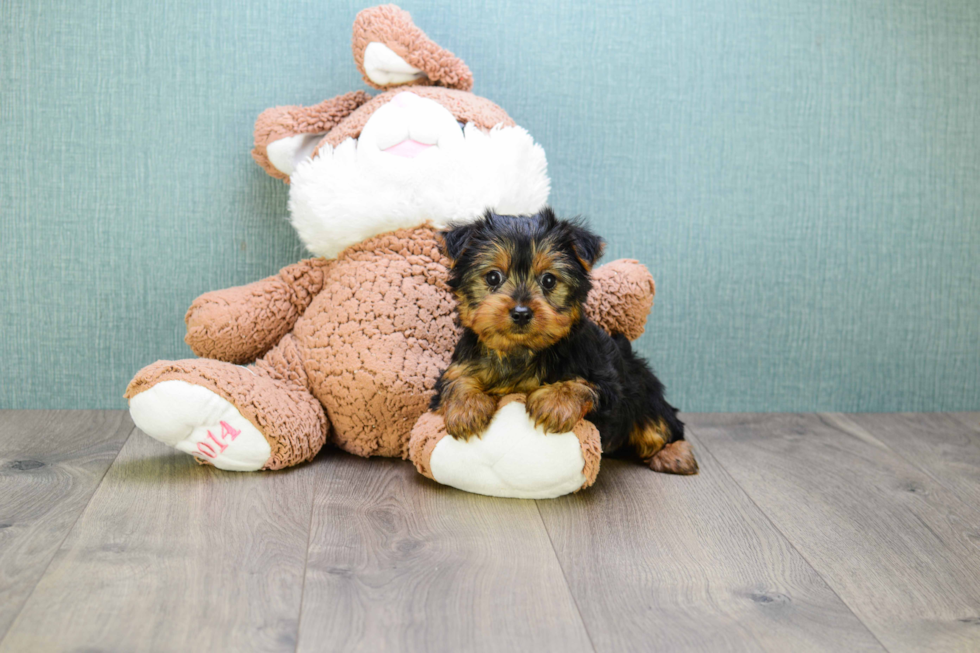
<box><xmin>431</xmin><ymin>208</ymin><xmax>698</xmax><ymax>475</ymax></box>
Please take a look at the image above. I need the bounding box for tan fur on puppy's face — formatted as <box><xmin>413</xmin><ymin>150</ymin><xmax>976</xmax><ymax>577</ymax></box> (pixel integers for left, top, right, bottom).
<box><xmin>455</xmin><ymin>240</ymin><xmax>582</xmax><ymax>355</ymax></box>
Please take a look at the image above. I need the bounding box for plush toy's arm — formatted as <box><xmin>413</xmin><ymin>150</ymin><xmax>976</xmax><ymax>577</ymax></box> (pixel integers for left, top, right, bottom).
<box><xmin>252</xmin><ymin>90</ymin><xmax>371</xmax><ymax>180</ymax></box>
<box><xmin>586</xmin><ymin>259</ymin><xmax>656</xmax><ymax>341</ymax></box>
<box><xmin>184</xmin><ymin>258</ymin><xmax>335</xmax><ymax>364</ymax></box>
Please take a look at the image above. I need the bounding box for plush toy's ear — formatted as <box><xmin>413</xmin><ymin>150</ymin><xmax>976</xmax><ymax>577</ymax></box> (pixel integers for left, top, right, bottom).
<box><xmin>439</xmin><ymin>223</ymin><xmax>476</xmax><ymax>265</ymax></box>
<box><xmin>264</xmin><ymin>133</ymin><xmax>323</xmax><ymax>178</ymax></box>
<box><xmin>352</xmin><ymin>5</ymin><xmax>473</xmax><ymax>91</ymax></box>
<box><xmin>252</xmin><ymin>91</ymin><xmax>370</xmax><ymax>181</ymax></box>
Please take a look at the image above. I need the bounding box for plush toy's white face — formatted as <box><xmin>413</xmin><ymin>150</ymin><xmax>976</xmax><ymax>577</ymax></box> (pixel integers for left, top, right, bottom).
<box><xmin>286</xmin><ymin>92</ymin><xmax>550</xmax><ymax>259</ymax></box>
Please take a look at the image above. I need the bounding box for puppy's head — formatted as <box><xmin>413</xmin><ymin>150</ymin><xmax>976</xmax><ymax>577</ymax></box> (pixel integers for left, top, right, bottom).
<box><xmin>440</xmin><ymin>208</ymin><xmax>605</xmax><ymax>354</ymax></box>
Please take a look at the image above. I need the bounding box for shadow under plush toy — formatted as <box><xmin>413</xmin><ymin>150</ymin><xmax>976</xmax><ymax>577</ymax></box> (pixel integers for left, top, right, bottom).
<box><xmin>126</xmin><ymin>4</ymin><xmax>658</xmax><ymax>499</ymax></box>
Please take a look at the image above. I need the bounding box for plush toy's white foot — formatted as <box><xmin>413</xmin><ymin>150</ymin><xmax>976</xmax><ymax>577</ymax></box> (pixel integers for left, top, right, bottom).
<box><xmin>129</xmin><ymin>380</ymin><xmax>272</xmax><ymax>471</ymax></box>
<box><xmin>426</xmin><ymin>401</ymin><xmax>589</xmax><ymax>499</ymax></box>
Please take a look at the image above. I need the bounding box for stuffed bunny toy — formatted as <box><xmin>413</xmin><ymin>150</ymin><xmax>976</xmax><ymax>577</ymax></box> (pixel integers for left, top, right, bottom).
<box><xmin>126</xmin><ymin>4</ymin><xmax>656</xmax><ymax>499</ymax></box>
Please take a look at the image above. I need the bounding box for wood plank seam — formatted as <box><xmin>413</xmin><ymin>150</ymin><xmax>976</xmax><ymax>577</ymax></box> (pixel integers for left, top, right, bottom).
<box><xmin>534</xmin><ymin>501</ymin><xmax>599</xmax><ymax>653</ymax></box>
<box><xmin>686</xmin><ymin>428</ymin><xmax>893</xmax><ymax>653</ymax></box>
<box><xmin>0</xmin><ymin>424</ymin><xmax>137</xmax><ymax>646</ymax></box>
<box><xmin>2</xmin><ymin>429</ymin><xmax>319</xmax><ymax>652</ymax></box>
<box><xmin>292</xmin><ymin>478</ymin><xmax>320</xmax><ymax>653</ymax></box>
<box><xmin>826</xmin><ymin>413</ymin><xmax>980</xmax><ymax>523</ymax></box>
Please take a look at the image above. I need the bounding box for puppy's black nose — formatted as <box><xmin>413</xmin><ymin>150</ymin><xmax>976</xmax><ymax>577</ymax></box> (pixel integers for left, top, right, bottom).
<box><xmin>510</xmin><ymin>305</ymin><xmax>533</xmax><ymax>326</ymax></box>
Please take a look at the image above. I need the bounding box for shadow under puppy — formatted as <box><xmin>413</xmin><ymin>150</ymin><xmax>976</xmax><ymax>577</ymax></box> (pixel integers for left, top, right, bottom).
<box><xmin>431</xmin><ymin>208</ymin><xmax>698</xmax><ymax>475</ymax></box>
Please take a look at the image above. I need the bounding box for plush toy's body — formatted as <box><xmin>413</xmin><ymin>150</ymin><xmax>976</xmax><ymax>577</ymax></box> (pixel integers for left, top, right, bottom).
<box><xmin>126</xmin><ymin>5</ymin><xmax>657</xmax><ymax>498</ymax></box>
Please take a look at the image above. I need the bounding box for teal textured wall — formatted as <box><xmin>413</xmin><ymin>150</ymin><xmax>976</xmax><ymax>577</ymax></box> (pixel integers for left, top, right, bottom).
<box><xmin>1</xmin><ymin>0</ymin><xmax>978</xmax><ymax>411</ymax></box>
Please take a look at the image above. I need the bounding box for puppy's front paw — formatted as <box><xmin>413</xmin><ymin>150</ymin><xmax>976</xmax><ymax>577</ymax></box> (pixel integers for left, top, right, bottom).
<box><xmin>526</xmin><ymin>381</ymin><xmax>596</xmax><ymax>434</ymax></box>
<box><xmin>442</xmin><ymin>392</ymin><xmax>497</xmax><ymax>440</ymax></box>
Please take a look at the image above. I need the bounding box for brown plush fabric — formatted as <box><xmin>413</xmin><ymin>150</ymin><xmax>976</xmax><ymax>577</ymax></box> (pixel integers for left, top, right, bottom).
<box><xmin>573</xmin><ymin>420</ymin><xmax>603</xmax><ymax>490</ymax></box>
<box><xmin>289</xmin><ymin>227</ymin><xmax>653</xmax><ymax>459</ymax></box>
<box><xmin>408</xmin><ymin>410</ymin><xmax>446</xmax><ymax>480</ymax></box>
<box><xmin>352</xmin><ymin>5</ymin><xmax>473</xmax><ymax>91</ymax></box>
<box><xmin>586</xmin><ymin>259</ymin><xmax>656</xmax><ymax>341</ymax></box>
<box><xmin>125</xmin><ymin>334</ymin><xmax>329</xmax><ymax>470</ymax></box>
<box><xmin>496</xmin><ymin>393</ymin><xmax>527</xmax><ymax>410</ymax></box>
<box><xmin>252</xmin><ymin>86</ymin><xmax>515</xmax><ymax>181</ymax></box>
<box><xmin>311</xmin><ymin>87</ymin><xmax>515</xmax><ymax>159</ymax></box>
<box><xmin>129</xmin><ymin>4</ymin><xmax>659</xmax><ymax>492</ymax></box>
<box><xmin>251</xmin><ymin>91</ymin><xmax>370</xmax><ymax>181</ymax></box>
<box><xmin>133</xmin><ymin>225</ymin><xmax>654</xmax><ymax>470</ymax></box>
<box><xmin>293</xmin><ymin>226</ymin><xmax>457</xmax><ymax>458</ymax></box>
<box><xmin>185</xmin><ymin>258</ymin><xmax>335</xmax><ymax>365</ymax></box>
<box><xmin>251</xmin><ymin>5</ymin><xmax>515</xmax><ymax>182</ymax></box>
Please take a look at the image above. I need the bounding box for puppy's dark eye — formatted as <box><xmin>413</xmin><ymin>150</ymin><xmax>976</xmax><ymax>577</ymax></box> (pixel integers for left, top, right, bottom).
<box><xmin>485</xmin><ymin>270</ymin><xmax>503</xmax><ymax>288</ymax></box>
<box><xmin>541</xmin><ymin>273</ymin><xmax>557</xmax><ymax>290</ymax></box>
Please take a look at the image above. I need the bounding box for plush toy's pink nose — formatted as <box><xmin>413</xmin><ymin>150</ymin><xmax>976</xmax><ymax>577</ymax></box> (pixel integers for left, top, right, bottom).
<box><xmin>391</xmin><ymin>91</ymin><xmax>420</xmax><ymax>108</ymax></box>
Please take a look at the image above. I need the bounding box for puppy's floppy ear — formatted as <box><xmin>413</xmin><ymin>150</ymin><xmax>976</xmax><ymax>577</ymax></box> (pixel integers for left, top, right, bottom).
<box><xmin>439</xmin><ymin>223</ymin><xmax>475</xmax><ymax>266</ymax></box>
<box><xmin>568</xmin><ymin>222</ymin><xmax>605</xmax><ymax>271</ymax></box>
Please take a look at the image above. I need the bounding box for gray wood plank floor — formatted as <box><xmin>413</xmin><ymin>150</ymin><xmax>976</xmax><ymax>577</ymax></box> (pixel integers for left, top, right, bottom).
<box><xmin>688</xmin><ymin>413</ymin><xmax>980</xmax><ymax>653</ymax></box>
<box><xmin>536</xmin><ymin>442</ymin><xmax>884</xmax><ymax>653</ymax></box>
<box><xmin>1</xmin><ymin>432</ymin><xmax>317</xmax><ymax>653</ymax></box>
<box><xmin>846</xmin><ymin>413</ymin><xmax>980</xmax><ymax>510</ymax></box>
<box><xmin>0</xmin><ymin>411</ymin><xmax>134</xmax><ymax>641</ymax></box>
<box><xmin>297</xmin><ymin>454</ymin><xmax>592</xmax><ymax>653</ymax></box>
<box><xmin>1</xmin><ymin>411</ymin><xmax>979</xmax><ymax>653</ymax></box>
